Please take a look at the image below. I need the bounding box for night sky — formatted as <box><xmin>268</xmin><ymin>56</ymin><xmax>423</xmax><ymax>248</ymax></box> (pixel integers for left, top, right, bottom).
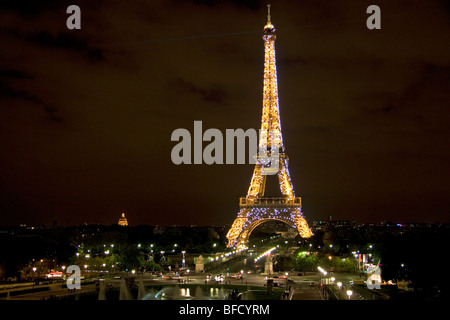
<box><xmin>0</xmin><ymin>0</ymin><xmax>449</xmax><ymax>227</ymax></box>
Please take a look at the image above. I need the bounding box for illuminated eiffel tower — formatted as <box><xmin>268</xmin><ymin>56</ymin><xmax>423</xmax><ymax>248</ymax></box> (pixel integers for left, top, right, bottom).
<box><xmin>226</xmin><ymin>5</ymin><xmax>313</xmax><ymax>248</ymax></box>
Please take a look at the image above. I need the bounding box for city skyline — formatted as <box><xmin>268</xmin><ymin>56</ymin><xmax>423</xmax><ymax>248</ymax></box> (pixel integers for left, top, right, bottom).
<box><xmin>0</xmin><ymin>0</ymin><xmax>449</xmax><ymax>227</ymax></box>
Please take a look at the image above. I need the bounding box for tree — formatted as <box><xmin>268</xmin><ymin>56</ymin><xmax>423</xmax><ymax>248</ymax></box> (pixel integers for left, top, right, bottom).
<box><xmin>118</xmin><ymin>245</ymin><xmax>146</xmax><ymax>271</ymax></box>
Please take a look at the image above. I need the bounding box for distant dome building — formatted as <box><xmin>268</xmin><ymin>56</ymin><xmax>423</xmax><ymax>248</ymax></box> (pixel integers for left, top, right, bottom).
<box><xmin>118</xmin><ymin>212</ymin><xmax>128</xmax><ymax>226</ymax></box>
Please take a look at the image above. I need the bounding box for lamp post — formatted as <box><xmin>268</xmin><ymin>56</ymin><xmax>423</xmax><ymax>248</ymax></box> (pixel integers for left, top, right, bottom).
<box><xmin>182</xmin><ymin>251</ymin><xmax>186</xmax><ymax>270</ymax></box>
<box><xmin>32</xmin><ymin>267</ymin><xmax>37</xmax><ymax>287</ymax></box>
<box><xmin>160</xmin><ymin>251</ymin><xmax>165</xmax><ymax>266</ymax></box>
<box><xmin>347</xmin><ymin>290</ymin><xmax>353</xmax><ymax>300</ymax></box>
<box><xmin>337</xmin><ymin>282</ymin><xmax>343</xmax><ymax>299</ymax></box>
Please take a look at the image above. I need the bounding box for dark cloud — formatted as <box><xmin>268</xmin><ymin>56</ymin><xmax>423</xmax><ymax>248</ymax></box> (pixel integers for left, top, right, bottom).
<box><xmin>180</xmin><ymin>0</ymin><xmax>263</xmax><ymax>10</ymax></box>
<box><xmin>0</xmin><ymin>69</ymin><xmax>61</xmax><ymax>122</ymax></box>
<box><xmin>25</xmin><ymin>31</ymin><xmax>105</xmax><ymax>63</ymax></box>
<box><xmin>0</xmin><ymin>69</ymin><xmax>34</xmax><ymax>80</ymax></box>
<box><xmin>170</xmin><ymin>78</ymin><xmax>228</xmax><ymax>105</ymax></box>
<box><xmin>0</xmin><ymin>0</ymin><xmax>65</xmax><ymax>17</ymax></box>
<box><xmin>0</xmin><ymin>84</ymin><xmax>61</xmax><ymax>122</ymax></box>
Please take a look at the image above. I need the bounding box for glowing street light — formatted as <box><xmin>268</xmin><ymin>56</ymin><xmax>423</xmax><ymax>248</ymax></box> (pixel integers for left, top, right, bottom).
<box><xmin>318</xmin><ymin>266</ymin><xmax>327</xmax><ymax>274</ymax></box>
<box><xmin>318</xmin><ymin>266</ymin><xmax>328</xmax><ymax>285</ymax></box>
<box><xmin>347</xmin><ymin>290</ymin><xmax>353</xmax><ymax>299</ymax></box>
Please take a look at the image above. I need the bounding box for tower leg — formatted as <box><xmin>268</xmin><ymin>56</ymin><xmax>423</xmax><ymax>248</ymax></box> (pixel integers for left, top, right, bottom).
<box><xmin>226</xmin><ymin>209</ymin><xmax>248</xmax><ymax>248</ymax></box>
<box><xmin>292</xmin><ymin>209</ymin><xmax>313</xmax><ymax>238</ymax></box>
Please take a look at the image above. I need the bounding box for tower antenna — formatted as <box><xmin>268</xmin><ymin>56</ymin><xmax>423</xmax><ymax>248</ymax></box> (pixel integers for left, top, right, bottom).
<box><xmin>267</xmin><ymin>4</ymin><xmax>271</xmax><ymax>24</ymax></box>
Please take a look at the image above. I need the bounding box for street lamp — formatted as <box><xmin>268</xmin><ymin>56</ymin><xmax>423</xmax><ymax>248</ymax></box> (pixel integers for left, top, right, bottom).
<box><xmin>182</xmin><ymin>251</ymin><xmax>186</xmax><ymax>269</ymax></box>
<box><xmin>318</xmin><ymin>266</ymin><xmax>328</xmax><ymax>285</ymax></box>
<box><xmin>337</xmin><ymin>282</ymin><xmax>342</xmax><ymax>290</ymax></box>
<box><xmin>347</xmin><ymin>290</ymin><xmax>353</xmax><ymax>300</ymax></box>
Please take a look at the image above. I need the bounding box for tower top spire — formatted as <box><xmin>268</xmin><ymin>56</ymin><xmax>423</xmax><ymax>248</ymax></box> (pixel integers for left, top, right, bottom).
<box><xmin>264</xmin><ymin>4</ymin><xmax>275</xmax><ymax>32</ymax></box>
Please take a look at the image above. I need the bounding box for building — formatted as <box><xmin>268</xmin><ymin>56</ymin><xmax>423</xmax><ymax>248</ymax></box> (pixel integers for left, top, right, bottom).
<box><xmin>118</xmin><ymin>212</ymin><xmax>128</xmax><ymax>226</ymax></box>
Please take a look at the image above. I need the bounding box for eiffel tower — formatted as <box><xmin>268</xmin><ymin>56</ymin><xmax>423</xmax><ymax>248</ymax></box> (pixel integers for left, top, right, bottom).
<box><xmin>226</xmin><ymin>5</ymin><xmax>313</xmax><ymax>248</ymax></box>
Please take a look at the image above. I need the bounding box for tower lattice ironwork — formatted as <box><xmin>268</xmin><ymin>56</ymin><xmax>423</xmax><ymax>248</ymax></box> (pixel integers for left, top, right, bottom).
<box><xmin>226</xmin><ymin>5</ymin><xmax>313</xmax><ymax>248</ymax></box>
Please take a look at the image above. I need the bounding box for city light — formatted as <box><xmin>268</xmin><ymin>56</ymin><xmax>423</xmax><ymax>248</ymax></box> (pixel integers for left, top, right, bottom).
<box><xmin>254</xmin><ymin>247</ymin><xmax>277</xmax><ymax>263</ymax></box>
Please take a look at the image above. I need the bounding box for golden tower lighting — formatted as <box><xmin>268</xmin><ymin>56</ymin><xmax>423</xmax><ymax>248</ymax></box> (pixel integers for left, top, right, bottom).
<box><xmin>226</xmin><ymin>5</ymin><xmax>313</xmax><ymax>248</ymax></box>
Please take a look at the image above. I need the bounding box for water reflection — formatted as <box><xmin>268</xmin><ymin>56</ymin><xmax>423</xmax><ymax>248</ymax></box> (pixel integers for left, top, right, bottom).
<box><xmin>147</xmin><ymin>286</ymin><xmax>231</xmax><ymax>300</ymax></box>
